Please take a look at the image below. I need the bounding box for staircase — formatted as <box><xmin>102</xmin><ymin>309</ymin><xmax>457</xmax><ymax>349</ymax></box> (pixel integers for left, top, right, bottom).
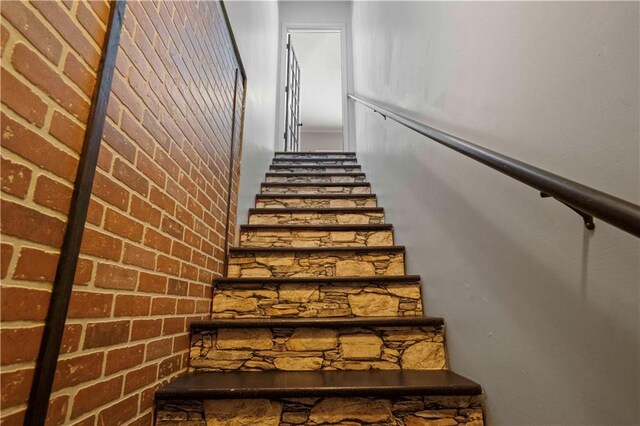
<box><xmin>155</xmin><ymin>152</ymin><xmax>484</xmax><ymax>426</ymax></box>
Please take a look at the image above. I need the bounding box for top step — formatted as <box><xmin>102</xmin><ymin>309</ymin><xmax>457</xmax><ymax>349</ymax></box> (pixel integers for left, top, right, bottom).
<box><xmin>274</xmin><ymin>151</ymin><xmax>356</xmax><ymax>157</ymax></box>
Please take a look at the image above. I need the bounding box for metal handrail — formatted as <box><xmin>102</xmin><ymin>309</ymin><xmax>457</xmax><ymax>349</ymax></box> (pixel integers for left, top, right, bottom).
<box><xmin>348</xmin><ymin>93</ymin><xmax>640</xmax><ymax>238</ymax></box>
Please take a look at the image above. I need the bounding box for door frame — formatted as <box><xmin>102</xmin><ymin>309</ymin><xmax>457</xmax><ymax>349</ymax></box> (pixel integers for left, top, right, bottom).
<box><xmin>275</xmin><ymin>23</ymin><xmax>350</xmax><ymax>152</ymax></box>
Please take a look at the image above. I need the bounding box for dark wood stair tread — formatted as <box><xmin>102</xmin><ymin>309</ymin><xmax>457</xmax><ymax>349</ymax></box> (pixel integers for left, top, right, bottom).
<box><xmin>155</xmin><ymin>370</ymin><xmax>482</xmax><ymax>399</ymax></box>
<box><xmin>256</xmin><ymin>193</ymin><xmax>375</xmax><ymax>199</ymax></box>
<box><xmin>192</xmin><ymin>316</ymin><xmax>443</xmax><ymax>330</ymax></box>
<box><xmin>270</xmin><ymin>164</ymin><xmax>362</xmax><ymax>169</ymax></box>
<box><xmin>261</xmin><ymin>182</ymin><xmax>370</xmax><ymax>187</ymax></box>
<box><xmin>265</xmin><ymin>172</ymin><xmax>366</xmax><ymax>177</ymax></box>
<box><xmin>248</xmin><ymin>207</ymin><xmax>384</xmax><ymax>214</ymax></box>
<box><xmin>229</xmin><ymin>245</ymin><xmax>405</xmax><ymax>254</ymax></box>
<box><xmin>240</xmin><ymin>224</ymin><xmax>392</xmax><ymax>231</ymax></box>
<box><xmin>274</xmin><ymin>151</ymin><xmax>356</xmax><ymax>155</ymax></box>
<box><xmin>215</xmin><ymin>275</ymin><xmax>421</xmax><ymax>285</ymax></box>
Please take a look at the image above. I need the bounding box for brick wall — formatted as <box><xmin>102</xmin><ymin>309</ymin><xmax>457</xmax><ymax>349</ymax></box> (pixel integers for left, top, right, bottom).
<box><xmin>1</xmin><ymin>1</ymin><xmax>244</xmax><ymax>425</ymax></box>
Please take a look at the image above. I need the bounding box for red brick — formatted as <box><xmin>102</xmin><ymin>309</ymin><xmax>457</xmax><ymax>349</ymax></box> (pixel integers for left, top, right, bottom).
<box><xmin>97</xmin><ymin>143</ymin><xmax>113</xmax><ymax>172</ymax></box>
<box><xmin>0</xmin><ymin>286</ymin><xmax>50</xmax><ymax>321</ymax></box>
<box><xmin>0</xmin><ymin>1</ymin><xmax>63</xmax><ymax>64</ymax></box>
<box><xmin>138</xmin><ymin>271</ymin><xmax>167</xmax><ymax>294</ymax></box>
<box><xmin>1</xmin><ymin>67</ymin><xmax>47</xmax><ymax>127</ymax></box>
<box><xmin>68</xmin><ymin>290</ymin><xmax>113</xmax><ymax>318</ymax></box>
<box><xmin>162</xmin><ymin>317</ymin><xmax>185</xmax><ymax>335</ymax></box>
<box><xmin>171</xmin><ymin>240</ymin><xmax>191</xmax><ymax>262</ymax></box>
<box><xmin>71</xmin><ymin>416</ymin><xmax>96</xmax><ymax>426</ymax></box>
<box><xmin>156</xmin><ymin>254</ymin><xmax>180</xmax><ymax>275</ymax></box>
<box><xmin>1</xmin><ymin>408</ymin><xmax>25</xmax><ymax>425</ymax></box>
<box><xmin>1</xmin><ymin>112</ymin><xmax>79</xmax><ymax>182</ymax></box>
<box><xmin>154</xmin><ymin>148</ymin><xmax>179</xmax><ymax>181</ymax></box>
<box><xmin>75</xmin><ymin>257</ymin><xmax>94</xmax><ymax>285</ymax></box>
<box><xmin>63</xmin><ymin>51</ymin><xmax>95</xmax><ymax>97</ymax></box>
<box><xmin>150</xmin><ymin>297</ymin><xmax>176</xmax><ymax>315</ymax></box>
<box><xmin>142</xmin><ymin>109</ymin><xmax>170</xmax><ymax>151</ymax></box>
<box><xmin>0</xmin><ymin>326</ymin><xmax>43</xmax><ymax>364</ymax></box>
<box><xmin>97</xmin><ymin>394</ymin><xmax>138</xmax><ymax>426</ymax></box>
<box><xmin>105</xmin><ymin>344</ymin><xmax>145</xmax><ymax>376</ymax></box>
<box><xmin>173</xmin><ymin>333</ymin><xmax>191</xmax><ymax>352</ymax></box>
<box><xmin>46</xmin><ymin>395</ymin><xmax>69</xmax><ymax>426</ymax></box>
<box><xmin>70</xmin><ymin>375</ymin><xmax>123</xmax><ymax>419</ymax></box>
<box><xmin>136</xmin><ymin>153</ymin><xmax>166</xmax><ymax>188</ymax></box>
<box><xmin>83</xmin><ymin>320</ymin><xmax>130</xmax><ymax>349</ymax></box>
<box><xmin>0</xmin><ymin>157</ymin><xmax>32</xmax><ymax>198</ymax></box>
<box><xmin>61</xmin><ymin>323</ymin><xmax>83</xmax><ymax>353</ymax></box>
<box><xmin>145</xmin><ymin>336</ymin><xmax>173</xmax><ymax>361</ymax></box>
<box><xmin>158</xmin><ymin>354</ymin><xmax>182</xmax><ymax>379</ymax></box>
<box><xmin>124</xmin><ymin>364</ymin><xmax>157</xmax><ymax>394</ymax></box>
<box><xmin>162</xmin><ymin>215</ymin><xmax>184</xmax><ymax>239</ymax></box>
<box><xmin>13</xmin><ymin>247</ymin><xmax>58</xmax><ymax>282</ymax></box>
<box><xmin>0</xmin><ymin>367</ymin><xmax>33</xmax><ymax>407</ymax></box>
<box><xmin>104</xmin><ymin>208</ymin><xmax>144</xmax><ymax>242</ymax></box>
<box><xmin>31</xmin><ymin>1</ymin><xmax>101</xmax><ymax>70</ymax></box>
<box><xmin>12</xmin><ymin>43</ymin><xmax>90</xmax><ymax>121</ymax></box>
<box><xmin>0</xmin><ymin>244</ymin><xmax>11</xmax><ymax>279</ymax></box>
<box><xmin>103</xmin><ymin>120</ymin><xmax>136</xmax><ymax>163</ymax></box>
<box><xmin>143</xmin><ymin>228</ymin><xmax>171</xmax><ymax>253</ymax></box>
<box><xmin>122</xmin><ymin>242</ymin><xmax>155</xmax><ymax>269</ymax></box>
<box><xmin>80</xmin><ymin>228</ymin><xmax>123</xmax><ymax>261</ymax></box>
<box><xmin>131</xmin><ymin>318</ymin><xmax>162</xmax><ymax>341</ymax></box>
<box><xmin>113</xmin><ymin>75</ymin><xmax>145</xmax><ymax>123</ymax></box>
<box><xmin>86</xmin><ymin>198</ymin><xmax>104</xmax><ymax>225</ymax></box>
<box><xmin>76</xmin><ymin>1</ymin><xmax>105</xmax><ymax>45</ymax></box>
<box><xmin>0</xmin><ymin>24</ymin><xmax>8</xmax><ymax>52</ymax></box>
<box><xmin>53</xmin><ymin>352</ymin><xmax>104</xmax><ymax>391</ymax></box>
<box><xmin>130</xmin><ymin>195</ymin><xmax>161</xmax><ymax>228</ymax></box>
<box><xmin>113</xmin><ymin>157</ymin><xmax>149</xmax><ymax>196</ymax></box>
<box><xmin>149</xmin><ymin>186</ymin><xmax>175</xmax><ymax>214</ymax></box>
<box><xmin>49</xmin><ymin>110</ymin><xmax>85</xmax><ymax>153</ymax></box>
<box><xmin>33</xmin><ymin>174</ymin><xmax>72</xmax><ymax>213</ymax></box>
<box><xmin>0</xmin><ymin>199</ymin><xmax>65</xmax><ymax>247</ymax></box>
<box><xmin>114</xmin><ymin>294</ymin><xmax>151</xmax><ymax>317</ymax></box>
<box><xmin>89</xmin><ymin>0</ymin><xmax>110</xmax><ymax>25</ymax></box>
<box><xmin>176</xmin><ymin>298</ymin><xmax>195</xmax><ymax>315</ymax></box>
<box><xmin>91</xmin><ymin>171</ymin><xmax>130</xmax><ymax>210</ymax></box>
<box><xmin>95</xmin><ymin>262</ymin><xmax>137</xmax><ymax>290</ymax></box>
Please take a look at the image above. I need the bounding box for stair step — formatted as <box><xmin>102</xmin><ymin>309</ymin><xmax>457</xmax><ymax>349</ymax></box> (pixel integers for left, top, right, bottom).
<box><xmin>189</xmin><ymin>316</ymin><xmax>445</xmax><ymax>372</ymax></box>
<box><xmin>256</xmin><ymin>193</ymin><xmax>377</xmax><ymax>209</ymax></box>
<box><xmin>155</xmin><ymin>370</ymin><xmax>482</xmax><ymax>399</ymax></box>
<box><xmin>269</xmin><ymin>165</ymin><xmax>361</xmax><ymax>173</ymax></box>
<box><xmin>248</xmin><ymin>207</ymin><xmax>385</xmax><ymax>225</ymax></box>
<box><xmin>240</xmin><ymin>224</ymin><xmax>393</xmax><ymax>248</ymax></box>
<box><xmin>212</xmin><ymin>275</ymin><xmax>423</xmax><ymax>318</ymax></box>
<box><xmin>228</xmin><ymin>246</ymin><xmax>405</xmax><ymax>279</ymax></box>
<box><xmin>266</xmin><ymin>174</ymin><xmax>366</xmax><ymax>183</ymax></box>
<box><xmin>261</xmin><ymin>182</ymin><xmax>371</xmax><ymax>195</ymax></box>
<box><xmin>274</xmin><ymin>151</ymin><xmax>356</xmax><ymax>156</ymax></box>
<box><xmin>272</xmin><ymin>158</ymin><xmax>358</xmax><ymax>164</ymax></box>
<box><xmin>193</xmin><ymin>316</ymin><xmax>442</xmax><ymax>329</ymax></box>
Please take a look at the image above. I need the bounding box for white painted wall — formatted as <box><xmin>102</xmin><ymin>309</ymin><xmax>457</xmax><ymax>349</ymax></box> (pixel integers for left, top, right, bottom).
<box><xmin>290</xmin><ymin>32</ymin><xmax>343</xmax><ymax>133</ymax></box>
<box><xmin>225</xmin><ymin>1</ymin><xmax>280</xmax><ymax>225</ymax></box>
<box><xmin>352</xmin><ymin>2</ymin><xmax>639</xmax><ymax>425</ymax></box>
<box><xmin>300</xmin><ymin>131</ymin><xmax>343</xmax><ymax>151</ymax></box>
<box><xmin>277</xmin><ymin>1</ymin><xmax>354</xmax><ymax>150</ymax></box>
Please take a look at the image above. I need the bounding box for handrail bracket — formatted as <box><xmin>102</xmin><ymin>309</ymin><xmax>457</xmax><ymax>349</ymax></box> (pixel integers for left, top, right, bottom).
<box><xmin>540</xmin><ymin>192</ymin><xmax>595</xmax><ymax>230</ymax></box>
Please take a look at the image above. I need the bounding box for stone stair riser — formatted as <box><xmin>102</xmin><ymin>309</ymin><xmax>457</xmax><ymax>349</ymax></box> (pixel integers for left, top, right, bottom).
<box><xmin>272</xmin><ymin>160</ymin><xmax>358</xmax><ymax>166</ymax></box>
<box><xmin>269</xmin><ymin>166</ymin><xmax>361</xmax><ymax>173</ymax></box>
<box><xmin>261</xmin><ymin>185</ymin><xmax>371</xmax><ymax>195</ymax></box>
<box><xmin>265</xmin><ymin>175</ymin><xmax>366</xmax><ymax>183</ymax></box>
<box><xmin>249</xmin><ymin>211</ymin><xmax>385</xmax><ymax>225</ymax></box>
<box><xmin>274</xmin><ymin>153</ymin><xmax>356</xmax><ymax>159</ymax></box>
<box><xmin>240</xmin><ymin>229</ymin><xmax>393</xmax><ymax>248</ymax></box>
<box><xmin>156</xmin><ymin>395</ymin><xmax>484</xmax><ymax>426</ymax></box>
<box><xmin>211</xmin><ymin>282</ymin><xmax>423</xmax><ymax>318</ymax></box>
<box><xmin>227</xmin><ymin>251</ymin><xmax>405</xmax><ymax>278</ymax></box>
<box><xmin>256</xmin><ymin>196</ymin><xmax>377</xmax><ymax>209</ymax></box>
<box><xmin>190</xmin><ymin>324</ymin><xmax>445</xmax><ymax>372</ymax></box>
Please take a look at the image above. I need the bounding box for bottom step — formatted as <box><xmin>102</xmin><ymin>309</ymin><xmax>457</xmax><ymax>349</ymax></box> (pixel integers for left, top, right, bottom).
<box><xmin>156</xmin><ymin>371</ymin><xmax>483</xmax><ymax>425</ymax></box>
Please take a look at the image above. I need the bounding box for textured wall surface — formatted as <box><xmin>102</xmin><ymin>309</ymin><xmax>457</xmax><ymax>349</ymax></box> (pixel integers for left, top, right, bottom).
<box><xmin>351</xmin><ymin>2</ymin><xmax>639</xmax><ymax>425</ymax></box>
<box><xmin>1</xmin><ymin>1</ymin><xmax>244</xmax><ymax>424</ymax></box>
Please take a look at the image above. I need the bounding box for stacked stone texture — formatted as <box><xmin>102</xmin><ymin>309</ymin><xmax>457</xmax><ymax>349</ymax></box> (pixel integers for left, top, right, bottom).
<box><xmin>157</xmin><ymin>153</ymin><xmax>483</xmax><ymax>425</ymax></box>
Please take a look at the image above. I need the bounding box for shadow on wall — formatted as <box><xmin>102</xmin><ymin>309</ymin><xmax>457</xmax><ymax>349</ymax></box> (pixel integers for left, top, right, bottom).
<box><xmin>357</xmin><ymin>109</ymin><xmax>639</xmax><ymax>425</ymax></box>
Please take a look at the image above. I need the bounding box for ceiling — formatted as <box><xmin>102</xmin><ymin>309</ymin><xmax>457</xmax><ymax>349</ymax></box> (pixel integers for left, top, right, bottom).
<box><xmin>290</xmin><ymin>32</ymin><xmax>343</xmax><ymax>133</ymax></box>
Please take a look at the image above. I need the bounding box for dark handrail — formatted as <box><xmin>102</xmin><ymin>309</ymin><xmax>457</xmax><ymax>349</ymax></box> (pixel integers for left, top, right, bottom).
<box><xmin>348</xmin><ymin>93</ymin><xmax>640</xmax><ymax>238</ymax></box>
